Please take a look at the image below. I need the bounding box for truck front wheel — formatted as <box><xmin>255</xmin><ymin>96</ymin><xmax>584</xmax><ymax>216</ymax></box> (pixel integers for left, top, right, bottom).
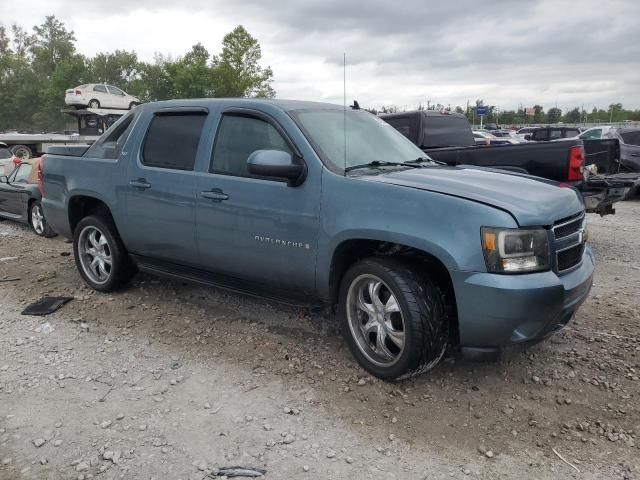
<box><xmin>338</xmin><ymin>258</ymin><xmax>450</xmax><ymax>380</ymax></box>
<box><xmin>73</xmin><ymin>215</ymin><xmax>135</xmax><ymax>292</ymax></box>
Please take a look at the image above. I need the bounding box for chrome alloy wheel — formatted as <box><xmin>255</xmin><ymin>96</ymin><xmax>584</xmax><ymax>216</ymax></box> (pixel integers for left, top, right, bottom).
<box><xmin>346</xmin><ymin>274</ymin><xmax>406</xmax><ymax>367</ymax></box>
<box><xmin>78</xmin><ymin>226</ymin><xmax>112</xmax><ymax>284</ymax></box>
<box><xmin>31</xmin><ymin>204</ymin><xmax>45</xmax><ymax>234</ymax></box>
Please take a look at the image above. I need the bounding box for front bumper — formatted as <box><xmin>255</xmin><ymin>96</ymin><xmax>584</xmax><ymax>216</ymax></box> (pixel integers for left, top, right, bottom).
<box><xmin>451</xmin><ymin>246</ymin><xmax>594</xmax><ymax>358</ymax></box>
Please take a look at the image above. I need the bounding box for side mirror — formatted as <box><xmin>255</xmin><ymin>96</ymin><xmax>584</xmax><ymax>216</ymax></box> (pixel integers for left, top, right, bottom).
<box><xmin>0</xmin><ymin>175</ymin><xmax>8</xmax><ymax>184</ymax></box>
<box><xmin>247</xmin><ymin>150</ymin><xmax>306</xmax><ymax>186</ymax></box>
<box><xmin>524</xmin><ymin>134</ymin><xmax>531</xmax><ymax>141</ymax></box>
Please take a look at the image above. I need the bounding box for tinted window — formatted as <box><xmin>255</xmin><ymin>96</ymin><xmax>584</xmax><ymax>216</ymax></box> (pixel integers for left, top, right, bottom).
<box><xmin>565</xmin><ymin>129</ymin><xmax>580</xmax><ymax>137</ymax></box>
<box><xmin>384</xmin><ymin>117</ymin><xmax>412</xmax><ymax>139</ymax></box>
<box><xmin>423</xmin><ymin>115</ymin><xmax>474</xmax><ymax>147</ymax></box>
<box><xmin>93</xmin><ymin>84</ymin><xmax>107</xmax><ymax>93</ymax></box>
<box><xmin>549</xmin><ymin>130</ymin><xmax>563</xmax><ymax>139</ymax></box>
<box><xmin>532</xmin><ymin>130</ymin><xmax>547</xmax><ymax>140</ymax></box>
<box><xmin>620</xmin><ymin>131</ymin><xmax>640</xmax><ymax>146</ymax></box>
<box><xmin>0</xmin><ymin>146</ymin><xmax>12</xmax><ymax>159</ymax></box>
<box><xmin>211</xmin><ymin>115</ymin><xmax>291</xmax><ymax>177</ymax></box>
<box><xmin>143</xmin><ymin>113</ymin><xmax>206</xmax><ymax>170</ymax></box>
<box><xmin>84</xmin><ymin>112</ymin><xmax>136</xmax><ymax>160</ymax></box>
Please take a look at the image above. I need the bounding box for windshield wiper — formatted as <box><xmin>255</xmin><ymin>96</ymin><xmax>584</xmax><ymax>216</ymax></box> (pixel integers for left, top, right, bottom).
<box><xmin>403</xmin><ymin>156</ymin><xmax>446</xmax><ymax>166</ymax></box>
<box><xmin>344</xmin><ymin>160</ymin><xmax>421</xmax><ymax>173</ymax></box>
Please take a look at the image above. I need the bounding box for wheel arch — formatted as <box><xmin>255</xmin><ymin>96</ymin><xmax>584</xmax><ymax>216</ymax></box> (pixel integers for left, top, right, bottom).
<box><xmin>67</xmin><ymin>195</ymin><xmax>115</xmax><ymax>235</ymax></box>
<box><xmin>327</xmin><ymin>238</ymin><xmax>459</xmax><ymax>345</ymax></box>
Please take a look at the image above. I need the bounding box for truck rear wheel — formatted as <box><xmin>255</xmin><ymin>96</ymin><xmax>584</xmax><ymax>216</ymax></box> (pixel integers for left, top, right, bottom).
<box><xmin>338</xmin><ymin>258</ymin><xmax>449</xmax><ymax>381</ymax></box>
<box><xmin>73</xmin><ymin>215</ymin><xmax>135</xmax><ymax>292</ymax></box>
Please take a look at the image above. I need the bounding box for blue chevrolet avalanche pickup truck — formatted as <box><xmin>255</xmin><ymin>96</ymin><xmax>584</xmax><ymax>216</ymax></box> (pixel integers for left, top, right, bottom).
<box><xmin>40</xmin><ymin>99</ymin><xmax>594</xmax><ymax>380</ymax></box>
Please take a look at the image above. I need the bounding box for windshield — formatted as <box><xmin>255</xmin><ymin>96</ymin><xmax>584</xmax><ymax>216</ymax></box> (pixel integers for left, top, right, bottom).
<box><xmin>291</xmin><ymin>109</ymin><xmax>428</xmax><ymax>172</ymax></box>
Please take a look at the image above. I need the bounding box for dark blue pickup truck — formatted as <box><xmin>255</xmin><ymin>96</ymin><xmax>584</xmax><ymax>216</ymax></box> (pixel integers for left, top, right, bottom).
<box><xmin>41</xmin><ymin>99</ymin><xmax>594</xmax><ymax>380</ymax></box>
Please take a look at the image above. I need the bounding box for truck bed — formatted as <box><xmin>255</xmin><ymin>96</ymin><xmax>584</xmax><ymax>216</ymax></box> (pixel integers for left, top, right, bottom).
<box><xmin>423</xmin><ymin>140</ymin><xmax>580</xmax><ymax>182</ymax></box>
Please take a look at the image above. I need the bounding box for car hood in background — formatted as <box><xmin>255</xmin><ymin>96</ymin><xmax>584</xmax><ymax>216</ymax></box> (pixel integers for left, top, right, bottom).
<box><xmin>362</xmin><ymin>166</ymin><xmax>584</xmax><ymax>226</ymax></box>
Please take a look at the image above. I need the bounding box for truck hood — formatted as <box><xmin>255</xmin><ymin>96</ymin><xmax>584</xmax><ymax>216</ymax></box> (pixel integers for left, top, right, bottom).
<box><xmin>362</xmin><ymin>166</ymin><xmax>584</xmax><ymax>226</ymax></box>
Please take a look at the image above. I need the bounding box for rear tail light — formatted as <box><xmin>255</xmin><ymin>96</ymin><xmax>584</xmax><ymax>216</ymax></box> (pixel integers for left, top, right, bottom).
<box><xmin>567</xmin><ymin>145</ymin><xmax>585</xmax><ymax>181</ymax></box>
<box><xmin>37</xmin><ymin>155</ymin><xmax>45</xmax><ymax>197</ymax></box>
<box><xmin>12</xmin><ymin>155</ymin><xmax>20</xmax><ymax>168</ymax></box>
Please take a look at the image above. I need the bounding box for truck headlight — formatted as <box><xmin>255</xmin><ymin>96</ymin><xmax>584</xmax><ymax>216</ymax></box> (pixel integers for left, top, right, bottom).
<box><xmin>481</xmin><ymin>227</ymin><xmax>550</xmax><ymax>273</ymax></box>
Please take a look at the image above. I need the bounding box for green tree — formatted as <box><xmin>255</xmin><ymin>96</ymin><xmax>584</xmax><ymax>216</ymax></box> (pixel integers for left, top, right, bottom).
<box><xmin>0</xmin><ymin>26</ymin><xmax>10</xmax><ymax>55</ymax></box>
<box><xmin>136</xmin><ymin>54</ymin><xmax>174</xmax><ymax>102</ymax></box>
<box><xmin>30</xmin><ymin>15</ymin><xmax>76</xmax><ymax>76</ymax></box>
<box><xmin>87</xmin><ymin>50</ymin><xmax>140</xmax><ymax>88</ymax></box>
<box><xmin>11</xmin><ymin>24</ymin><xmax>30</xmax><ymax>57</ymax></box>
<box><xmin>165</xmin><ymin>43</ymin><xmax>215</xmax><ymax>98</ymax></box>
<box><xmin>564</xmin><ymin>107</ymin><xmax>580</xmax><ymax>123</ymax></box>
<box><xmin>533</xmin><ymin>105</ymin><xmax>545</xmax><ymax>123</ymax></box>
<box><xmin>547</xmin><ymin>107</ymin><xmax>562</xmax><ymax>123</ymax></box>
<box><xmin>212</xmin><ymin>25</ymin><xmax>275</xmax><ymax>98</ymax></box>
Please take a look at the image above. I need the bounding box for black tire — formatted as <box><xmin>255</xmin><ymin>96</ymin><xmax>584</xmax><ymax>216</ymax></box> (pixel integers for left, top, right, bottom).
<box><xmin>88</xmin><ymin>99</ymin><xmax>100</xmax><ymax>109</ymax></box>
<box><xmin>29</xmin><ymin>201</ymin><xmax>56</xmax><ymax>238</ymax></box>
<box><xmin>72</xmin><ymin>215</ymin><xmax>135</xmax><ymax>292</ymax></box>
<box><xmin>338</xmin><ymin>257</ymin><xmax>450</xmax><ymax>381</ymax></box>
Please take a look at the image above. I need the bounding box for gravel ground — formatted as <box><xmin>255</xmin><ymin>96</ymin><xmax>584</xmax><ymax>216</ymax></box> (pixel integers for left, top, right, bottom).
<box><xmin>0</xmin><ymin>200</ymin><xmax>639</xmax><ymax>480</ymax></box>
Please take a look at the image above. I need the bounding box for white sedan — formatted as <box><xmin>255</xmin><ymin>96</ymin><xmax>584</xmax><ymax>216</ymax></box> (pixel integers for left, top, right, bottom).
<box><xmin>65</xmin><ymin>84</ymin><xmax>141</xmax><ymax>110</ymax></box>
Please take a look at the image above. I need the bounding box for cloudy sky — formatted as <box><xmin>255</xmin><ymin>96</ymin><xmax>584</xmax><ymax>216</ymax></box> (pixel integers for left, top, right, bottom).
<box><xmin>5</xmin><ymin>0</ymin><xmax>640</xmax><ymax>111</ymax></box>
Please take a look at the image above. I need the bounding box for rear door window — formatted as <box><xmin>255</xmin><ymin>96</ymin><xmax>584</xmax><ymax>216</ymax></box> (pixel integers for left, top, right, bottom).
<box><xmin>549</xmin><ymin>130</ymin><xmax>563</xmax><ymax>139</ymax></box>
<box><xmin>532</xmin><ymin>130</ymin><xmax>548</xmax><ymax>140</ymax></box>
<box><xmin>93</xmin><ymin>84</ymin><xmax>107</xmax><ymax>93</ymax></box>
<box><xmin>142</xmin><ymin>113</ymin><xmax>206</xmax><ymax>170</ymax></box>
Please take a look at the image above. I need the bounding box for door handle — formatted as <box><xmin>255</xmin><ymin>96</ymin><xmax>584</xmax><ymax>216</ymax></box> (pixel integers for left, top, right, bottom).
<box><xmin>631</xmin><ymin>153</ymin><xmax>640</xmax><ymax>157</ymax></box>
<box><xmin>129</xmin><ymin>179</ymin><xmax>151</xmax><ymax>189</ymax></box>
<box><xmin>200</xmin><ymin>188</ymin><xmax>229</xmax><ymax>201</ymax></box>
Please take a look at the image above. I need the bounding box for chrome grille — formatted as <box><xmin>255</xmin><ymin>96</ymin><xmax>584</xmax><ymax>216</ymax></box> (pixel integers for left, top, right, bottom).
<box><xmin>553</xmin><ymin>212</ymin><xmax>586</xmax><ymax>273</ymax></box>
<box><xmin>553</xmin><ymin>213</ymin><xmax>584</xmax><ymax>240</ymax></box>
<box><xmin>557</xmin><ymin>243</ymin><xmax>585</xmax><ymax>271</ymax></box>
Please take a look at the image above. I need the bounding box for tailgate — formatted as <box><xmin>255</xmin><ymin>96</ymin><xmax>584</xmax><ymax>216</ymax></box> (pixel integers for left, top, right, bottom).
<box><xmin>579</xmin><ymin>172</ymin><xmax>640</xmax><ymax>216</ymax></box>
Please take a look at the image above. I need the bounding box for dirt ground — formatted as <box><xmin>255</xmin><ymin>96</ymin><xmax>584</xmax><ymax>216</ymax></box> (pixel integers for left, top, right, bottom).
<box><xmin>0</xmin><ymin>200</ymin><xmax>639</xmax><ymax>480</ymax></box>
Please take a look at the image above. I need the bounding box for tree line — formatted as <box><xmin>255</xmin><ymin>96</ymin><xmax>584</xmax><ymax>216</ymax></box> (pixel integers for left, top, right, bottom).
<box><xmin>375</xmin><ymin>101</ymin><xmax>640</xmax><ymax>126</ymax></box>
<box><xmin>0</xmin><ymin>16</ymin><xmax>275</xmax><ymax>131</ymax></box>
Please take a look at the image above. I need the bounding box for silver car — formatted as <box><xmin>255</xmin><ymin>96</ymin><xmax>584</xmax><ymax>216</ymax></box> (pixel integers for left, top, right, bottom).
<box><xmin>65</xmin><ymin>84</ymin><xmax>141</xmax><ymax>110</ymax></box>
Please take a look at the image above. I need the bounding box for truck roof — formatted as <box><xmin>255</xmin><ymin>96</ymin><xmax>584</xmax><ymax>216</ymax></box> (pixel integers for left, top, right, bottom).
<box><xmin>145</xmin><ymin>98</ymin><xmax>347</xmax><ymax>112</ymax></box>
